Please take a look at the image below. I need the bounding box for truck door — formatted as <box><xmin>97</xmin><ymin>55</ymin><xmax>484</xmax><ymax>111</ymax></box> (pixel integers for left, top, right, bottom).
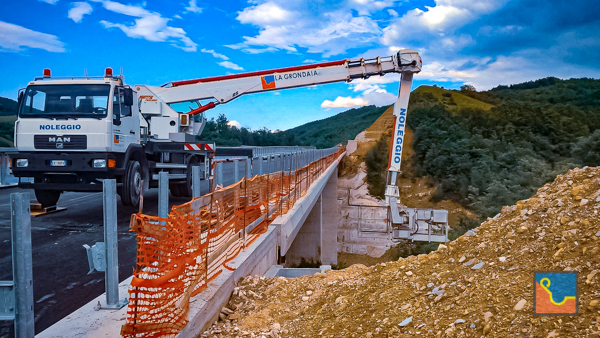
<box><xmin>111</xmin><ymin>86</ymin><xmax>139</xmax><ymax>152</ymax></box>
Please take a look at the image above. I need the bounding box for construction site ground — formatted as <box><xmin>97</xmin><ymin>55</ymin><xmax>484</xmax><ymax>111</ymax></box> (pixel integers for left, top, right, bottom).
<box><xmin>200</xmin><ymin>165</ymin><xmax>600</xmax><ymax>338</ymax></box>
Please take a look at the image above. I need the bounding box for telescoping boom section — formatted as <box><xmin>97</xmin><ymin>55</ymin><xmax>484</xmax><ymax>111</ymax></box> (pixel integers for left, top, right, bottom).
<box><xmin>136</xmin><ymin>50</ymin><xmax>422</xmax><ymax>111</ymax></box>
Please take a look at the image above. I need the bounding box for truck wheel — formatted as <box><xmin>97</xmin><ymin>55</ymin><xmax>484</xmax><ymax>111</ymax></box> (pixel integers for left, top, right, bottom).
<box><xmin>169</xmin><ymin>182</ymin><xmax>182</xmax><ymax>197</ymax></box>
<box><xmin>122</xmin><ymin>161</ymin><xmax>142</xmax><ymax>207</ymax></box>
<box><xmin>35</xmin><ymin>189</ymin><xmax>61</xmax><ymax>208</ymax></box>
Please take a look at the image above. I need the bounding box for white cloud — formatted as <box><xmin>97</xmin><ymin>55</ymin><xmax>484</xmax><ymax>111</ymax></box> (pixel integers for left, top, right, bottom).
<box><xmin>387</xmin><ymin>9</ymin><xmax>399</xmax><ymax>17</ymax></box>
<box><xmin>382</xmin><ymin>0</ymin><xmax>507</xmax><ymax>51</ymax></box>
<box><xmin>418</xmin><ymin>60</ymin><xmax>478</xmax><ymax>82</ymax></box>
<box><xmin>91</xmin><ymin>0</ymin><xmax>151</xmax><ymax>16</ymax></box>
<box><xmin>231</xmin><ymin>1</ymin><xmax>382</xmax><ymax>56</ymax></box>
<box><xmin>218</xmin><ymin>61</ymin><xmax>244</xmax><ymax>71</ymax></box>
<box><xmin>185</xmin><ymin>0</ymin><xmax>203</xmax><ymax>14</ymax></box>
<box><xmin>201</xmin><ymin>48</ymin><xmax>229</xmax><ymax>60</ymax></box>
<box><xmin>0</xmin><ymin>21</ymin><xmax>65</xmax><ymax>52</ymax></box>
<box><xmin>227</xmin><ymin>120</ymin><xmax>242</xmax><ymax>129</ymax></box>
<box><xmin>94</xmin><ymin>0</ymin><xmax>197</xmax><ymax>52</ymax></box>
<box><xmin>350</xmin><ymin>75</ymin><xmax>397</xmax><ymax>93</ymax></box>
<box><xmin>237</xmin><ymin>2</ymin><xmax>296</xmax><ymax>25</ymax></box>
<box><xmin>68</xmin><ymin>2</ymin><xmax>93</xmax><ymax>23</ymax></box>
<box><xmin>378</xmin><ymin>0</ymin><xmax>523</xmax><ymax>88</ymax></box>
<box><xmin>39</xmin><ymin>0</ymin><xmax>59</xmax><ymax>4</ymax></box>
<box><xmin>457</xmin><ymin>50</ymin><xmax>600</xmax><ymax>90</ymax></box>
<box><xmin>351</xmin><ymin>0</ymin><xmax>396</xmax><ymax>16</ymax></box>
<box><xmin>375</xmin><ymin>0</ymin><xmax>600</xmax><ymax>90</ymax></box>
<box><xmin>237</xmin><ymin>46</ymin><xmax>279</xmax><ymax>54</ymax></box>
<box><xmin>362</xmin><ymin>89</ymin><xmax>396</xmax><ymax>106</ymax></box>
<box><xmin>321</xmin><ymin>96</ymin><xmax>369</xmax><ymax>108</ymax></box>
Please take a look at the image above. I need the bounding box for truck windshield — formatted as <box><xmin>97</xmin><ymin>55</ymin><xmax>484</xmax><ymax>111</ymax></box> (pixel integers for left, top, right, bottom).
<box><xmin>19</xmin><ymin>84</ymin><xmax>110</xmax><ymax>119</ymax></box>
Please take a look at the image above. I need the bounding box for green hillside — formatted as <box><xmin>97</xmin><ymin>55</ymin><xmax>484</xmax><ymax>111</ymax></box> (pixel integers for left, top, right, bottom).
<box><xmin>414</xmin><ymin>85</ymin><xmax>495</xmax><ymax>112</ymax></box>
<box><xmin>0</xmin><ymin>96</ymin><xmax>18</xmax><ymax>116</ymax></box>
<box><xmin>199</xmin><ymin>105</ymin><xmax>389</xmax><ymax>148</ymax></box>
<box><xmin>0</xmin><ymin>97</ymin><xmax>17</xmax><ymax>146</ymax></box>
<box><xmin>279</xmin><ymin>105</ymin><xmax>389</xmax><ymax>148</ymax></box>
<box><xmin>406</xmin><ymin>77</ymin><xmax>600</xmax><ymax>218</ymax></box>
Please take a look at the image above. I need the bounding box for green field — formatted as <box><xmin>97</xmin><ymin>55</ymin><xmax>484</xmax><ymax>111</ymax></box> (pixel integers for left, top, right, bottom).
<box><xmin>413</xmin><ymin>85</ymin><xmax>495</xmax><ymax>112</ymax></box>
<box><xmin>0</xmin><ymin>114</ymin><xmax>16</xmax><ymax>146</ymax></box>
<box><xmin>0</xmin><ymin>115</ymin><xmax>17</xmax><ymax>123</ymax></box>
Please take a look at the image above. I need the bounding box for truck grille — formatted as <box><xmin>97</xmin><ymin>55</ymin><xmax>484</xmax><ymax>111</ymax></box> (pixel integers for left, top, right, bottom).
<box><xmin>34</xmin><ymin>135</ymin><xmax>87</xmax><ymax>150</ymax></box>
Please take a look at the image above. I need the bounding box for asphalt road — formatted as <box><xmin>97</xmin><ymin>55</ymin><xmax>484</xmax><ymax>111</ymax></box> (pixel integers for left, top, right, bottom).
<box><xmin>0</xmin><ymin>185</ymin><xmax>205</xmax><ymax>337</ymax></box>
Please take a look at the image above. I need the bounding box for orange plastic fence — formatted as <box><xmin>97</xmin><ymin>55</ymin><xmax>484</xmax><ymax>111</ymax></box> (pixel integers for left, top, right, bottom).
<box><xmin>121</xmin><ymin>148</ymin><xmax>345</xmax><ymax>337</ymax></box>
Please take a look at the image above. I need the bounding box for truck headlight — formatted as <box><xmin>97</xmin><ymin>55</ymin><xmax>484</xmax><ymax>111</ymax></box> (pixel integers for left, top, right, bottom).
<box><xmin>16</xmin><ymin>159</ymin><xmax>28</xmax><ymax>168</ymax></box>
<box><xmin>93</xmin><ymin>159</ymin><xmax>107</xmax><ymax>168</ymax></box>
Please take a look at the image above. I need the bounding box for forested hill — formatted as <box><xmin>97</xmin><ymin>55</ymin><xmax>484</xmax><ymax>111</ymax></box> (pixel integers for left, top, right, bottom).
<box><xmin>404</xmin><ymin>77</ymin><xmax>600</xmax><ymax>219</ymax></box>
<box><xmin>0</xmin><ymin>97</ymin><xmax>17</xmax><ymax>147</ymax></box>
<box><xmin>198</xmin><ymin>105</ymin><xmax>389</xmax><ymax>148</ymax></box>
<box><xmin>0</xmin><ymin>96</ymin><xmax>17</xmax><ymax>116</ymax></box>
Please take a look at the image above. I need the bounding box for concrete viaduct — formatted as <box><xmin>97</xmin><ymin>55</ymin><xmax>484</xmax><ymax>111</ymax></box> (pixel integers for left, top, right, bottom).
<box><xmin>38</xmin><ymin>152</ymin><xmax>344</xmax><ymax>337</ymax></box>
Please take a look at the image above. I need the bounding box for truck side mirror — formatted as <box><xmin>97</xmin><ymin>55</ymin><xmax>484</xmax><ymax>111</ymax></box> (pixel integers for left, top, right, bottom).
<box><xmin>123</xmin><ymin>88</ymin><xmax>133</xmax><ymax>106</ymax></box>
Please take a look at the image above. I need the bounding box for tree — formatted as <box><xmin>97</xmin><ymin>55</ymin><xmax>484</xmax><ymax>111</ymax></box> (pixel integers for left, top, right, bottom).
<box><xmin>460</xmin><ymin>84</ymin><xmax>476</xmax><ymax>92</ymax></box>
<box><xmin>216</xmin><ymin>114</ymin><xmax>229</xmax><ymax>133</ymax></box>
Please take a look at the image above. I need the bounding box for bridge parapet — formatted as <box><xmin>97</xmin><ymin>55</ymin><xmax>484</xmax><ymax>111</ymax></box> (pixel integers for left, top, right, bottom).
<box><xmin>120</xmin><ymin>147</ymin><xmax>344</xmax><ymax>337</ymax></box>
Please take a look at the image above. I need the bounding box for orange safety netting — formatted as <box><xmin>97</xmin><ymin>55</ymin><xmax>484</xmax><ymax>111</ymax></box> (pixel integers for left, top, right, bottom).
<box><xmin>121</xmin><ymin>148</ymin><xmax>345</xmax><ymax>337</ymax></box>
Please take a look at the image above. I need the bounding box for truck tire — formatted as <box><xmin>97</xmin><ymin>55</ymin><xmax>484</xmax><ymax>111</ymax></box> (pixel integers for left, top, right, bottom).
<box><xmin>122</xmin><ymin>160</ymin><xmax>142</xmax><ymax>207</ymax></box>
<box><xmin>169</xmin><ymin>181</ymin><xmax>182</xmax><ymax>197</ymax></box>
<box><xmin>35</xmin><ymin>189</ymin><xmax>61</xmax><ymax>208</ymax></box>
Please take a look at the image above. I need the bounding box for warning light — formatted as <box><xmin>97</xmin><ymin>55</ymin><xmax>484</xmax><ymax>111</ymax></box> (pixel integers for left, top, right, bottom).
<box><xmin>108</xmin><ymin>159</ymin><xmax>116</xmax><ymax>168</ymax></box>
<box><xmin>105</xmin><ymin>67</ymin><xmax>113</xmax><ymax>78</ymax></box>
<box><xmin>43</xmin><ymin>69</ymin><xmax>51</xmax><ymax>78</ymax></box>
<box><xmin>180</xmin><ymin>114</ymin><xmax>189</xmax><ymax>126</ymax></box>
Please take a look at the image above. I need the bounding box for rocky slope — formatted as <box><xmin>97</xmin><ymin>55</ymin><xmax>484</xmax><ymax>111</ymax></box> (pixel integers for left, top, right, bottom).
<box><xmin>200</xmin><ymin>166</ymin><xmax>600</xmax><ymax>337</ymax></box>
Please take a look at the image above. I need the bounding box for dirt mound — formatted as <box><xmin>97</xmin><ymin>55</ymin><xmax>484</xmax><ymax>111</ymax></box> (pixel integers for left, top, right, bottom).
<box><xmin>200</xmin><ymin>166</ymin><xmax>600</xmax><ymax>337</ymax></box>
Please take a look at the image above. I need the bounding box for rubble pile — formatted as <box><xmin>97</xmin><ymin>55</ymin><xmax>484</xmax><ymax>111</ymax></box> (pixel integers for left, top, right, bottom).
<box><xmin>201</xmin><ymin>166</ymin><xmax>600</xmax><ymax>337</ymax></box>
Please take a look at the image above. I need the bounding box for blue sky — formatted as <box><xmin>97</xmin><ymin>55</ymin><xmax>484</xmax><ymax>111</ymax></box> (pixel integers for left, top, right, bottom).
<box><xmin>1</xmin><ymin>0</ymin><xmax>599</xmax><ymax>130</ymax></box>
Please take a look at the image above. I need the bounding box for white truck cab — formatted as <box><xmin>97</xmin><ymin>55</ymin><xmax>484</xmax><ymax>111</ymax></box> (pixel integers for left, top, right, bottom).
<box><xmin>12</xmin><ymin>68</ymin><xmax>214</xmax><ymax>207</ymax></box>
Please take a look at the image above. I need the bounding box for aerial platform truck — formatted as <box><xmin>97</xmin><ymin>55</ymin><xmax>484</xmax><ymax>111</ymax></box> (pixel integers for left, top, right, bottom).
<box><xmin>11</xmin><ymin>49</ymin><xmax>448</xmax><ymax>241</ymax></box>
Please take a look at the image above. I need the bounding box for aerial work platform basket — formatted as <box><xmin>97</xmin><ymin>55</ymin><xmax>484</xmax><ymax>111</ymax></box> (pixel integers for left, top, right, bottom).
<box><xmin>388</xmin><ymin>203</ymin><xmax>449</xmax><ymax>243</ymax></box>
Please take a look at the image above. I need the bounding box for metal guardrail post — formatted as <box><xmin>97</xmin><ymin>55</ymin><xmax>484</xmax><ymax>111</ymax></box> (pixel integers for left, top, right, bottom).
<box><xmin>159</xmin><ymin>172</ymin><xmax>169</xmax><ymax>218</ymax></box>
<box><xmin>267</xmin><ymin>156</ymin><xmax>271</xmax><ymax>175</ymax></box>
<box><xmin>1</xmin><ymin>153</ymin><xmax>8</xmax><ymax>186</ymax></box>
<box><xmin>234</xmin><ymin>160</ymin><xmax>239</xmax><ymax>182</ymax></box>
<box><xmin>245</xmin><ymin>158</ymin><xmax>251</xmax><ymax>178</ymax></box>
<box><xmin>10</xmin><ymin>192</ymin><xmax>34</xmax><ymax>338</ymax></box>
<box><xmin>192</xmin><ymin>166</ymin><xmax>201</xmax><ymax>198</ymax></box>
<box><xmin>259</xmin><ymin>157</ymin><xmax>263</xmax><ymax>175</ymax></box>
<box><xmin>294</xmin><ymin>152</ymin><xmax>297</xmax><ymax>170</ymax></box>
<box><xmin>216</xmin><ymin>162</ymin><xmax>223</xmax><ymax>187</ymax></box>
<box><xmin>102</xmin><ymin>179</ymin><xmax>127</xmax><ymax>310</ymax></box>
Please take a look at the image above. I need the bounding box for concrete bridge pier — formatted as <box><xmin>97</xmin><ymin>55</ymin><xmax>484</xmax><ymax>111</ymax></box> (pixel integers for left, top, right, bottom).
<box><xmin>284</xmin><ymin>167</ymin><xmax>338</xmax><ymax>266</ymax></box>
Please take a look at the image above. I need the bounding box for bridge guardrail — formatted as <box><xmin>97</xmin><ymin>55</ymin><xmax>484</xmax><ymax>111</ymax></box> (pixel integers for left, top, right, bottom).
<box><xmin>121</xmin><ymin>146</ymin><xmax>344</xmax><ymax>337</ymax></box>
<box><xmin>0</xmin><ymin>147</ymin><xmax>17</xmax><ymax>187</ymax></box>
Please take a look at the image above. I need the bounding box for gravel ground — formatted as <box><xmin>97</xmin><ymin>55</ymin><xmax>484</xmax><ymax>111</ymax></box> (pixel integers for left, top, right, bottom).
<box><xmin>200</xmin><ymin>166</ymin><xmax>600</xmax><ymax>338</ymax></box>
